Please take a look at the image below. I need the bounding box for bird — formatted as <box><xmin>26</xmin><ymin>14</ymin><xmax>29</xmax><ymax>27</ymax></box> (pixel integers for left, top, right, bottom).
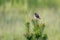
<box><xmin>34</xmin><ymin>13</ymin><xmax>40</xmax><ymax>19</ymax></box>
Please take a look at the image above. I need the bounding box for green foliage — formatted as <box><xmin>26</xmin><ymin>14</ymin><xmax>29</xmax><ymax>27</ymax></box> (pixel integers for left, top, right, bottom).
<box><xmin>0</xmin><ymin>0</ymin><xmax>60</xmax><ymax>9</ymax></box>
<box><xmin>27</xmin><ymin>0</ymin><xmax>38</xmax><ymax>9</ymax></box>
<box><xmin>25</xmin><ymin>22</ymin><xmax>30</xmax><ymax>32</ymax></box>
<box><xmin>42</xmin><ymin>34</ymin><xmax>48</xmax><ymax>40</ymax></box>
<box><xmin>24</xmin><ymin>22</ymin><xmax>33</xmax><ymax>40</ymax></box>
<box><xmin>24</xmin><ymin>19</ymin><xmax>48</xmax><ymax>40</ymax></box>
<box><xmin>0</xmin><ymin>0</ymin><xmax>5</xmax><ymax>6</ymax></box>
<box><xmin>11</xmin><ymin>0</ymin><xmax>14</xmax><ymax>5</ymax></box>
<box><xmin>24</xmin><ymin>33</ymin><xmax>33</xmax><ymax>40</ymax></box>
<box><xmin>0</xmin><ymin>0</ymin><xmax>10</xmax><ymax>6</ymax></box>
<box><xmin>16</xmin><ymin>0</ymin><xmax>19</xmax><ymax>4</ymax></box>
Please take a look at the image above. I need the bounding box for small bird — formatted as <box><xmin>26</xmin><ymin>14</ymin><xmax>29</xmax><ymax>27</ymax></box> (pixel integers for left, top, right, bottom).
<box><xmin>34</xmin><ymin>13</ymin><xmax>40</xmax><ymax>19</ymax></box>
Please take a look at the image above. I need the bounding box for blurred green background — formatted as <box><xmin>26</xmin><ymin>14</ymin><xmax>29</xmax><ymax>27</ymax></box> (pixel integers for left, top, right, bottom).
<box><xmin>0</xmin><ymin>0</ymin><xmax>60</xmax><ymax>40</ymax></box>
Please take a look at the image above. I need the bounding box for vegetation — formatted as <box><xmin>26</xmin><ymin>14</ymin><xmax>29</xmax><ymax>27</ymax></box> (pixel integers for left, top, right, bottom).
<box><xmin>0</xmin><ymin>0</ymin><xmax>60</xmax><ymax>9</ymax></box>
<box><xmin>0</xmin><ymin>0</ymin><xmax>60</xmax><ymax>40</ymax></box>
<box><xmin>24</xmin><ymin>19</ymin><xmax>47</xmax><ymax>40</ymax></box>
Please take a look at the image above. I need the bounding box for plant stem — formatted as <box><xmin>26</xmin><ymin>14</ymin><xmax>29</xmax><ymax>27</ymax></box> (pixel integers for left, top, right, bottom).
<box><xmin>36</xmin><ymin>38</ymin><xmax>38</xmax><ymax>40</ymax></box>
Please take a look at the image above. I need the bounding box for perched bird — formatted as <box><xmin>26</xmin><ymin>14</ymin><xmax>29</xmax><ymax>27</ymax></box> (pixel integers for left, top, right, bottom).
<box><xmin>34</xmin><ymin>13</ymin><xmax>40</xmax><ymax>19</ymax></box>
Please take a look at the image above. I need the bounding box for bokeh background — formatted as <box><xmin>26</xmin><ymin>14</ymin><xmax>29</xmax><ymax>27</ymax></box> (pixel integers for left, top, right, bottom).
<box><xmin>0</xmin><ymin>0</ymin><xmax>60</xmax><ymax>40</ymax></box>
